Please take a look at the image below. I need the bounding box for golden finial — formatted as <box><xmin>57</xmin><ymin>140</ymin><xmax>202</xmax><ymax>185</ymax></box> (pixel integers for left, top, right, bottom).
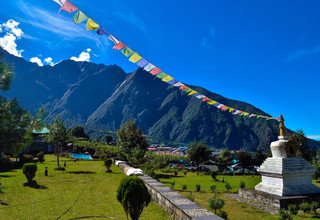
<box><xmin>279</xmin><ymin>114</ymin><xmax>286</xmax><ymax>137</ymax></box>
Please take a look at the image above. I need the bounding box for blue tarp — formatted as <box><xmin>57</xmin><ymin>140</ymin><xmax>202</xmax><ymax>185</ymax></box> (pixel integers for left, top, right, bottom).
<box><xmin>71</xmin><ymin>153</ymin><xmax>93</xmax><ymax>160</ymax></box>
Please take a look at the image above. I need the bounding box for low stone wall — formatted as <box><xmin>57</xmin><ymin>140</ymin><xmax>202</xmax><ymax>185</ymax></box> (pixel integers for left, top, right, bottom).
<box><xmin>117</xmin><ymin>162</ymin><xmax>223</xmax><ymax>220</ymax></box>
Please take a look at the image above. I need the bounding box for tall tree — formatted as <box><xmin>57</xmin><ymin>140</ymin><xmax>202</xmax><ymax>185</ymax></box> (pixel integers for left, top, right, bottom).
<box><xmin>46</xmin><ymin>117</ymin><xmax>69</xmax><ymax>168</ymax></box>
<box><xmin>117</xmin><ymin>176</ymin><xmax>151</xmax><ymax>220</ymax></box>
<box><xmin>68</xmin><ymin>126</ymin><xmax>89</xmax><ymax>139</ymax></box>
<box><xmin>288</xmin><ymin>130</ymin><xmax>314</xmax><ymax>162</ymax></box>
<box><xmin>219</xmin><ymin>148</ymin><xmax>233</xmax><ymax>170</ymax></box>
<box><xmin>187</xmin><ymin>141</ymin><xmax>212</xmax><ymax>168</ymax></box>
<box><xmin>117</xmin><ymin>120</ymin><xmax>148</xmax><ymax>164</ymax></box>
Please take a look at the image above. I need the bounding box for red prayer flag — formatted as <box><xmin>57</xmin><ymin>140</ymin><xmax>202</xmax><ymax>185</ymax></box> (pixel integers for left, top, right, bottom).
<box><xmin>150</xmin><ymin>68</ymin><xmax>162</xmax><ymax>75</ymax></box>
<box><xmin>60</xmin><ymin>1</ymin><xmax>78</xmax><ymax>13</ymax></box>
<box><xmin>202</xmin><ymin>97</ymin><xmax>210</xmax><ymax>102</ymax></box>
<box><xmin>113</xmin><ymin>42</ymin><xmax>125</xmax><ymax>50</ymax></box>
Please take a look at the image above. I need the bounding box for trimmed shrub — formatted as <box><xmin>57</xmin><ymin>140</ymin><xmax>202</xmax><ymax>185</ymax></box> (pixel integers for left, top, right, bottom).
<box><xmin>19</xmin><ymin>154</ymin><xmax>34</xmax><ymax>164</ymax></box>
<box><xmin>225</xmin><ymin>182</ymin><xmax>232</xmax><ymax>192</ymax></box>
<box><xmin>117</xmin><ymin>176</ymin><xmax>151</xmax><ymax>220</ymax></box>
<box><xmin>183</xmin><ymin>170</ymin><xmax>187</xmax><ymax>175</ymax></box>
<box><xmin>210</xmin><ymin>185</ymin><xmax>216</xmax><ymax>193</ymax></box>
<box><xmin>278</xmin><ymin>209</ymin><xmax>292</xmax><ymax>220</ymax></box>
<box><xmin>196</xmin><ymin>184</ymin><xmax>201</xmax><ymax>192</ymax></box>
<box><xmin>299</xmin><ymin>201</ymin><xmax>311</xmax><ymax>213</ymax></box>
<box><xmin>182</xmin><ymin>184</ymin><xmax>187</xmax><ymax>191</ymax></box>
<box><xmin>310</xmin><ymin>201</ymin><xmax>319</xmax><ymax>215</ymax></box>
<box><xmin>287</xmin><ymin>204</ymin><xmax>298</xmax><ymax>215</ymax></box>
<box><xmin>208</xmin><ymin>197</ymin><xmax>225</xmax><ymax>214</ymax></box>
<box><xmin>22</xmin><ymin>163</ymin><xmax>37</xmax><ymax>183</ymax></box>
<box><xmin>174</xmin><ymin>170</ymin><xmax>178</xmax><ymax>176</ymax></box>
<box><xmin>104</xmin><ymin>158</ymin><xmax>112</xmax><ymax>172</ymax></box>
<box><xmin>239</xmin><ymin>181</ymin><xmax>246</xmax><ymax>189</ymax></box>
<box><xmin>210</xmin><ymin>170</ymin><xmax>218</xmax><ymax>181</ymax></box>
<box><xmin>37</xmin><ymin>152</ymin><xmax>45</xmax><ymax>163</ymax></box>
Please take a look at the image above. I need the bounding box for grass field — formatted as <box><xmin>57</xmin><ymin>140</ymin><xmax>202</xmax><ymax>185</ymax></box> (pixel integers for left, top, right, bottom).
<box><xmin>159</xmin><ymin>171</ymin><xmax>319</xmax><ymax>220</ymax></box>
<box><xmin>0</xmin><ymin>155</ymin><xmax>169</xmax><ymax>220</ymax></box>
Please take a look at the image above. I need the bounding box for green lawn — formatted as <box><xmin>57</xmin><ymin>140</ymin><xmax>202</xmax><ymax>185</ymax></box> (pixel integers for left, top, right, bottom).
<box><xmin>159</xmin><ymin>171</ymin><xmax>318</xmax><ymax>220</ymax></box>
<box><xmin>0</xmin><ymin>155</ymin><xmax>169</xmax><ymax>220</ymax></box>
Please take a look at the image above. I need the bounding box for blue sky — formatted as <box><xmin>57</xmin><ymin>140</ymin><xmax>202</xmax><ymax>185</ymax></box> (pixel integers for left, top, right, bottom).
<box><xmin>0</xmin><ymin>0</ymin><xmax>319</xmax><ymax>140</ymax></box>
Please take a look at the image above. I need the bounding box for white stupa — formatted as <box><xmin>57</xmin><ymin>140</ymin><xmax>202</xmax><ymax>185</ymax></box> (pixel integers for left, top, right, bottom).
<box><xmin>255</xmin><ymin>115</ymin><xmax>320</xmax><ymax>196</ymax></box>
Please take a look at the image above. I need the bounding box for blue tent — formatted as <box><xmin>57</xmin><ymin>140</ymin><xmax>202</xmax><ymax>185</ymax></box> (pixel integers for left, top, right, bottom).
<box><xmin>71</xmin><ymin>153</ymin><xmax>93</xmax><ymax>160</ymax></box>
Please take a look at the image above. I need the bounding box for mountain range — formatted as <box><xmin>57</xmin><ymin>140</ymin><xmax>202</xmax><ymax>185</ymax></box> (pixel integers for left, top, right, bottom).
<box><xmin>1</xmin><ymin>48</ymin><xmax>319</xmax><ymax>151</ymax></box>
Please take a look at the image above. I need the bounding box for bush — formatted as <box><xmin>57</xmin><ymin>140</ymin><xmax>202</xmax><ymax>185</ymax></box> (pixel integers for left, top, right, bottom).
<box><xmin>208</xmin><ymin>197</ymin><xmax>225</xmax><ymax>214</ymax></box>
<box><xmin>210</xmin><ymin>170</ymin><xmax>218</xmax><ymax>181</ymax></box>
<box><xmin>288</xmin><ymin>204</ymin><xmax>298</xmax><ymax>215</ymax></box>
<box><xmin>182</xmin><ymin>184</ymin><xmax>187</xmax><ymax>191</ymax></box>
<box><xmin>117</xmin><ymin>176</ymin><xmax>151</xmax><ymax>220</ymax></box>
<box><xmin>19</xmin><ymin>154</ymin><xmax>34</xmax><ymax>164</ymax></box>
<box><xmin>210</xmin><ymin>185</ymin><xmax>216</xmax><ymax>193</ymax></box>
<box><xmin>196</xmin><ymin>184</ymin><xmax>201</xmax><ymax>192</ymax></box>
<box><xmin>183</xmin><ymin>170</ymin><xmax>187</xmax><ymax>175</ymax></box>
<box><xmin>278</xmin><ymin>209</ymin><xmax>292</xmax><ymax>220</ymax></box>
<box><xmin>310</xmin><ymin>201</ymin><xmax>319</xmax><ymax>215</ymax></box>
<box><xmin>22</xmin><ymin>163</ymin><xmax>37</xmax><ymax>183</ymax></box>
<box><xmin>239</xmin><ymin>181</ymin><xmax>246</xmax><ymax>189</ymax></box>
<box><xmin>299</xmin><ymin>201</ymin><xmax>311</xmax><ymax>213</ymax></box>
<box><xmin>174</xmin><ymin>170</ymin><xmax>178</xmax><ymax>176</ymax></box>
<box><xmin>37</xmin><ymin>152</ymin><xmax>45</xmax><ymax>163</ymax></box>
<box><xmin>225</xmin><ymin>182</ymin><xmax>232</xmax><ymax>192</ymax></box>
<box><xmin>104</xmin><ymin>158</ymin><xmax>113</xmax><ymax>172</ymax></box>
<box><xmin>0</xmin><ymin>155</ymin><xmax>15</xmax><ymax>171</ymax></box>
<box><xmin>170</xmin><ymin>181</ymin><xmax>175</xmax><ymax>189</ymax></box>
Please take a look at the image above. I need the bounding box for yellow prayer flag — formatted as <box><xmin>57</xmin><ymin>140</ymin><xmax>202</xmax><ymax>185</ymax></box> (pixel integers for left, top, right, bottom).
<box><xmin>188</xmin><ymin>90</ymin><xmax>198</xmax><ymax>96</ymax></box>
<box><xmin>162</xmin><ymin>76</ymin><xmax>174</xmax><ymax>82</ymax></box>
<box><xmin>86</xmin><ymin>18</ymin><xmax>100</xmax><ymax>30</ymax></box>
<box><xmin>208</xmin><ymin>100</ymin><xmax>217</xmax><ymax>105</ymax></box>
<box><xmin>129</xmin><ymin>53</ymin><xmax>142</xmax><ymax>63</ymax></box>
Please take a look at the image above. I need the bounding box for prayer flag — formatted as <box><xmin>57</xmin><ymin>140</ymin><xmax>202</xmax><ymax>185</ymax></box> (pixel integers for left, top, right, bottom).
<box><xmin>150</xmin><ymin>68</ymin><xmax>162</xmax><ymax>75</ymax></box>
<box><xmin>229</xmin><ymin>108</ymin><xmax>235</xmax><ymax>113</ymax></box>
<box><xmin>217</xmin><ymin>104</ymin><xmax>224</xmax><ymax>109</ymax></box>
<box><xmin>97</xmin><ymin>27</ymin><xmax>108</xmax><ymax>35</ymax></box>
<box><xmin>208</xmin><ymin>100</ymin><xmax>217</xmax><ymax>105</ymax></box>
<box><xmin>243</xmin><ymin>112</ymin><xmax>249</xmax><ymax>117</ymax></box>
<box><xmin>136</xmin><ymin>59</ymin><xmax>148</xmax><ymax>68</ymax></box>
<box><xmin>162</xmin><ymin>75</ymin><xmax>174</xmax><ymax>82</ymax></box>
<box><xmin>249</xmin><ymin>114</ymin><xmax>257</xmax><ymax>118</ymax></box>
<box><xmin>167</xmin><ymin>79</ymin><xmax>178</xmax><ymax>85</ymax></box>
<box><xmin>113</xmin><ymin>42</ymin><xmax>125</xmax><ymax>50</ymax></box>
<box><xmin>108</xmin><ymin>34</ymin><xmax>120</xmax><ymax>44</ymax></box>
<box><xmin>156</xmin><ymin>72</ymin><xmax>167</xmax><ymax>79</ymax></box>
<box><xmin>182</xmin><ymin>88</ymin><xmax>193</xmax><ymax>93</ymax></box>
<box><xmin>188</xmin><ymin>90</ymin><xmax>198</xmax><ymax>96</ymax></box>
<box><xmin>73</xmin><ymin>10</ymin><xmax>88</xmax><ymax>24</ymax></box>
<box><xmin>203</xmin><ymin>97</ymin><xmax>210</xmax><ymax>102</ymax></box>
<box><xmin>195</xmin><ymin>94</ymin><xmax>205</xmax><ymax>99</ymax></box>
<box><xmin>53</xmin><ymin>0</ymin><xmax>66</xmax><ymax>6</ymax></box>
<box><xmin>234</xmin><ymin>110</ymin><xmax>242</xmax><ymax>115</ymax></box>
<box><xmin>129</xmin><ymin>52</ymin><xmax>142</xmax><ymax>63</ymax></box>
<box><xmin>144</xmin><ymin>63</ymin><xmax>156</xmax><ymax>72</ymax></box>
<box><xmin>60</xmin><ymin>1</ymin><xmax>78</xmax><ymax>13</ymax></box>
<box><xmin>213</xmin><ymin>103</ymin><xmax>220</xmax><ymax>107</ymax></box>
<box><xmin>221</xmin><ymin>106</ymin><xmax>229</xmax><ymax>111</ymax></box>
<box><xmin>120</xmin><ymin>47</ymin><xmax>134</xmax><ymax>57</ymax></box>
<box><xmin>173</xmin><ymin>82</ymin><xmax>184</xmax><ymax>87</ymax></box>
<box><xmin>86</xmin><ymin>18</ymin><xmax>99</xmax><ymax>30</ymax></box>
<box><xmin>179</xmin><ymin>85</ymin><xmax>188</xmax><ymax>90</ymax></box>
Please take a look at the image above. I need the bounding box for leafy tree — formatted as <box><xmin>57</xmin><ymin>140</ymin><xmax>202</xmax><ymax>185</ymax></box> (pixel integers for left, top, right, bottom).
<box><xmin>236</xmin><ymin>150</ymin><xmax>253</xmax><ymax>173</ymax></box>
<box><xmin>104</xmin><ymin>158</ymin><xmax>112</xmax><ymax>172</ymax></box>
<box><xmin>68</xmin><ymin>126</ymin><xmax>89</xmax><ymax>139</ymax></box>
<box><xmin>117</xmin><ymin>176</ymin><xmax>151</xmax><ymax>220</ymax></box>
<box><xmin>253</xmin><ymin>150</ymin><xmax>267</xmax><ymax>166</ymax></box>
<box><xmin>22</xmin><ymin>163</ymin><xmax>37</xmax><ymax>184</ymax></box>
<box><xmin>104</xmin><ymin>132</ymin><xmax>113</xmax><ymax>144</ymax></box>
<box><xmin>208</xmin><ymin>197</ymin><xmax>225</xmax><ymax>214</ymax></box>
<box><xmin>187</xmin><ymin>141</ymin><xmax>211</xmax><ymax>168</ymax></box>
<box><xmin>288</xmin><ymin>130</ymin><xmax>313</xmax><ymax>162</ymax></box>
<box><xmin>46</xmin><ymin>117</ymin><xmax>69</xmax><ymax>168</ymax></box>
<box><xmin>117</xmin><ymin>120</ymin><xmax>148</xmax><ymax>164</ymax></box>
<box><xmin>0</xmin><ymin>54</ymin><xmax>13</xmax><ymax>91</ymax></box>
<box><xmin>219</xmin><ymin>148</ymin><xmax>232</xmax><ymax>170</ymax></box>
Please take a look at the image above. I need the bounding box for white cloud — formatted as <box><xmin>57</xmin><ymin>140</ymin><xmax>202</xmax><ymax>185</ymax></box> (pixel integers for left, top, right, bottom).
<box><xmin>0</xmin><ymin>19</ymin><xmax>24</xmax><ymax>57</ymax></box>
<box><xmin>30</xmin><ymin>57</ymin><xmax>43</xmax><ymax>66</ymax></box>
<box><xmin>44</xmin><ymin>57</ymin><xmax>55</xmax><ymax>66</ymax></box>
<box><xmin>307</xmin><ymin>135</ymin><xmax>320</xmax><ymax>140</ymax></box>
<box><xmin>70</xmin><ymin>48</ymin><xmax>91</xmax><ymax>62</ymax></box>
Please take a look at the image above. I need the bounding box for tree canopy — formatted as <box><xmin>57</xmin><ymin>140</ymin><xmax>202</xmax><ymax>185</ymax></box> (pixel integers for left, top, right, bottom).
<box><xmin>187</xmin><ymin>141</ymin><xmax>211</xmax><ymax>168</ymax></box>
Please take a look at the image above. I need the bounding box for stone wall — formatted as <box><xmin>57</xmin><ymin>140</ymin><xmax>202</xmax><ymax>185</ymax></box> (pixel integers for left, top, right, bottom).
<box><xmin>117</xmin><ymin>161</ymin><xmax>223</xmax><ymax>220</ymax></box>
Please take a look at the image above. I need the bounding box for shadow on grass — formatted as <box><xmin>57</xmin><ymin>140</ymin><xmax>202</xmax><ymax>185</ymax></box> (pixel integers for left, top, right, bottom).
<box><xmin>67</xmin><ymin>171</ymin><xmax>96</xmax><ymax>175</ymax></box>
<box><xmin>23</xmin><ymin>181</ymin><xmax>47</xmax><ymax>189</ymax></box>
<box><xmin>0</xmin><ymin>200</ymin><xmax>9</xmax><ymax>206</ymax></box>
<box><xmin>0</xmin><ymin>174</ymin><xmax>15</xmax><ymax>178</ymax></box>
<box><xmin>69</xmin><ymin>216</ymin><xmax>117</xmax><ymax>219</ymax></box>
<box><xmin>157</xmin><ymin>173</ymin><xmax>184</xmax><ymax>179</ymax></box>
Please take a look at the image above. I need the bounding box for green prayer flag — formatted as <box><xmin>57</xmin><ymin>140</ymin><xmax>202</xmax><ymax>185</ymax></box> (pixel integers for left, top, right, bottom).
<box><xmin>155</xmin><ymin>72</ymin><xmax>167</xmax><ymax>79</ymax></box>
<box><xmin>182</xmin><ymin>88</ymin><xmax>193</xmax><ymax>93</ymax></box>
<box><xmin>73</xmin><ymin>11</ymin><xmax>88</xmax><ymax>24</ymax></box>
<box><xmin>121</xmin><ymin>47</ymin><xmax>134</xmax><ymax>57</ymax></box>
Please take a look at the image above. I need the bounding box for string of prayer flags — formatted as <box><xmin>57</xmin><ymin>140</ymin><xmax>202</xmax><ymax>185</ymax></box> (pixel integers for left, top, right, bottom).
<box><xmin>150</xmin><ymin>68</ymin><xmax>162</xmax><ymax>75</ymax></box>
<box><xmin>86</xmin><ymin>18</ymin><xmax>99</xmax><ymax>30</ymax></box>
<box><xmin>121</xmin><ymin>47</ymin><xmax>134</xmax><ymax>57</ymax></box>
<box><xmin>97</xmin><ymin>27</ymin><xmax>108</xmax><ymax>35</ymax></box>
<box><xmin>129</xmin><ymin>52</ymin><xmax>142</xmax><ymax>63</ymax></box>
<box><xmin>52</xmin><ymin>1</ymin><xmax>279</xmax><ymax>122</ymax></box>
<box><xmin>60</xmin><ymin>1</ymin><xmax>78</xmax><ymax>13</ymax></box>
<box><xmin>73</xmin><ymin>10</ymin><xmax>88</xmax><ymax>24</ymax></box>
